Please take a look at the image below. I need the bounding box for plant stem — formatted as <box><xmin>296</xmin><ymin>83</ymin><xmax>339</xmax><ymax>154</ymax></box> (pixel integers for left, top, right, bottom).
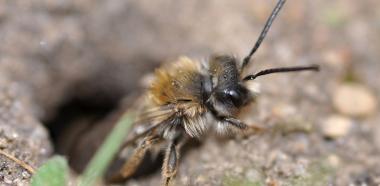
<box><xmin>79</xmin><ymin>112</ymin><xmax>135</xmax><ymax>186</ymax></box>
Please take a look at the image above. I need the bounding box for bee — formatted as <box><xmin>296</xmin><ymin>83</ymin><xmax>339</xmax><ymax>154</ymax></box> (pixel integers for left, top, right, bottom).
<box><xmin>108</xmin><ymin>0</ymin><xmax>319</xmax><ymax>185</ymax></box>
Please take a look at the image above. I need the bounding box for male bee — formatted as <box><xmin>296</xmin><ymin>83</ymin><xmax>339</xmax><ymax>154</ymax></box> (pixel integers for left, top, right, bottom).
<box><xmin>109</xmin><ymin>0</ymin><xmax>319</xmax><ymax>185</ymax></box>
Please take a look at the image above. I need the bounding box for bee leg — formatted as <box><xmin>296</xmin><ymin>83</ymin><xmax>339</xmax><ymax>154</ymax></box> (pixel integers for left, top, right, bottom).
<box><xmin>162</xmin><ymin>141</ymin><xmax>179</xmax><ymax>186</ymax></box>
<box><xmin>224</xmin><ymin>117</ymin><xmax>265</xmax><ymax>134</ymax></box>
<box><xmin>108</xmin><ymin>135</ymin><xmax>159</xmax><ymax>182</ymax></box>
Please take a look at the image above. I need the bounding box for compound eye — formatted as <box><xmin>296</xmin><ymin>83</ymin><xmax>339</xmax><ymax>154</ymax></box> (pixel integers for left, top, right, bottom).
<box><xmin>227</xmin><ymin>89</ymin><xmax>239</xmax><ymax>99</ymax></box>
<box><xmin>226</xmin><ymin>89</ymin><xmax>242</xmax><ymax>107</ymax></box>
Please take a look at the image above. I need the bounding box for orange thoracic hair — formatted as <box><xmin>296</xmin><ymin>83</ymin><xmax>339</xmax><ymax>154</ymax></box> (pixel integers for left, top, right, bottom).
<box><xmin>149</xmin><ymin>57</ymin><xmax>209</xmax><ymax>137</ymax></box>
<box><xmin>150</xmin><ymin>57</ymin><xmax>205</xmax><ymax>106</ymax></box>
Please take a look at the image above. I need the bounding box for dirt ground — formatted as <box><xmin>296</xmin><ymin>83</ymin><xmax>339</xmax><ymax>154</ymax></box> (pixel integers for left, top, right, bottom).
<box><xmin>0</xmin><ymin>0</ymin><xmax>379</xmax><ymax>185</ymax></box>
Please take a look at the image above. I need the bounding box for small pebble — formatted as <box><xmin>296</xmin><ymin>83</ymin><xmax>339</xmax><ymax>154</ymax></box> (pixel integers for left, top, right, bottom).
<box><xmin>245</xmin><ymin>168</ymin><xmax>262</xmax><ymax>182</ymax></box>
<box><xmin>272</xmin><ymin>103</ymin><xmax>297</xmax><ymax>117</ymax></box>
<box><xmin>333</xmin><ymin>83</ymin><xmax>378</xmax><ymax>117</ymax></box>
<box><xmin>195</xmin><ymin>175</ymin><xmax>206</xmax><ymax>184</ymax></box>
<box><xmin>327</xmin><ymin>154</ymin><xmax>341</xmax><ymax>168</ymax></box>
<box><xmin>234</xmin><ymin>167</ymin><xmax>244</xmax><ymax>174</ymax></box>
<box><xmin>322</xmin><ymin>115</ymin><xmax>352</xmax><ymax>138</ymax></box>
<box><xmin>21</xmin><ymin>171</ymin><xmax>30</xmax><ymax>178</ymax></box>
<box><xmin>266</xmin><ymin>178</ymin><xmax>279</xmax><ymax>186</ymax></box>
<box><xmin>323</xmin><ymin>48</ymin><xmax>351</xmax><ymax>67</ymax></box>
<box><xmin>4</xmin><ymin>176</ymin><xmax>13</xmax><ymax>184</ymax></box>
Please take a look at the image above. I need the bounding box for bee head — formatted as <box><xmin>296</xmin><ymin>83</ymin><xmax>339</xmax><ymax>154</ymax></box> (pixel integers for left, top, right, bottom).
<box><xmin>206</xmin><ymin>55</ymin><xmax>252</xmax><ymax>116</ymax></box>
<box><xmin>204</xmin><ymin>0</ymin><xmax>320</xmax><ymax>117</ymax></box>
<box><xmin>205</xmin><ymin>54</ymin><xmax>319</xmax><ymax>117</ymax></box>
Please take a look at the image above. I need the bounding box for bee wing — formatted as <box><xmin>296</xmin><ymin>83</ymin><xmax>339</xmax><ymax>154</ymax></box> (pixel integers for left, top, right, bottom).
<box><xmin>135</xmin><ymin>104</ymin><xmax>175</xmax><ymax>123</ymax></box>
<box><xmin>122</xmin><ymin>104</ymin><xmax>175</xmax><ymax>146</ymax></box>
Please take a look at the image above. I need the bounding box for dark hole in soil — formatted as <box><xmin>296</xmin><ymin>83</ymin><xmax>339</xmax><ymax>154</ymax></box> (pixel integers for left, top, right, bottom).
<box><xmin>43</xmin><ymin>57</ymin><xmax>201</xmax><ymax>182</ymax></box>
<box><xmin>44</xmin><ymin>57</ymin><xmax>162</xmax><ymax>176</ymax></box>
<box><xmin>46</xmin><ymin>92</ymin><xmax>202</xmax><ymax>181</ymax></box>
<box><xmin>46</xmin><ymin>95</ymin><xmax>118</xmax><ymax>171</ymax></box>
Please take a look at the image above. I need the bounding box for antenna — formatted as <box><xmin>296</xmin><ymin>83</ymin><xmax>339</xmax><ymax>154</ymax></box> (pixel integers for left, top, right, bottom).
<box><xmin>243</xmin><ymin>65</ymin><xmax>319</xmax><ymax>81</ymax></box>
<box><xmin>241</xmin><ymin>0</ymin><xmax>286</xmax><ymax>70</ymax></box>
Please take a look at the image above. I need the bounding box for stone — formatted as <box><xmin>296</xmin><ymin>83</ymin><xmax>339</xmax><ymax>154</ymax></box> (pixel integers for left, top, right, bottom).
<box><xmin>333</xmin><ymin>83</ymin><xmax>378</xmax><ymax>117</ymax></box>
<box><xmin>322</xmin><ymin>115</ymin><xmax>352</xmax><ymax>138</ymax></box>
<box><xmin>327</xmin><ymin>154</ymin><xmax>341</xmax><ymax>168</ymax></box>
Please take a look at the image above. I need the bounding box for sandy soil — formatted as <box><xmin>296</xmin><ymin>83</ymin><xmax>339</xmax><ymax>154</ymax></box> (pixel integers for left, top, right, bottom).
<box><xmin>0</xmin><ymin>0</ymin><xmax>379</xmax><ymax>185</ymax></box>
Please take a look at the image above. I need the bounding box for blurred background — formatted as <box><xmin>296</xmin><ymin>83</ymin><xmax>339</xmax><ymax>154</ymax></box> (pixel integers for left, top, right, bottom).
<box><xmin>0</xmin><ymin>0</ymin><xmax>379</xmax><ymax>185</ymax></box>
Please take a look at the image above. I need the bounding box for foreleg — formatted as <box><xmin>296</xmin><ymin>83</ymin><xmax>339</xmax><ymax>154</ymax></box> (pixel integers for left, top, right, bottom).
<box><xmin>162</xmin><ymin>141</ymin><xmax>179</xmax><ymax>186</ymax></box>
<box><xmin>109</xmin><ymin>135</ymin><xmax>160</xmax><ymax>182</ymax></box>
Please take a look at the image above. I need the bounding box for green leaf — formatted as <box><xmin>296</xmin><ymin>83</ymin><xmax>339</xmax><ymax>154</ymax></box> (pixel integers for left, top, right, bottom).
<box><xmin>79</xmin><ymin>112</ymin><xmax>135</xmax><ymax>186</ymax></box>
<box><xmin>31</xmin><ymin>156</ymin><xmax>69</xmax><ymax>186</ymax></box>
